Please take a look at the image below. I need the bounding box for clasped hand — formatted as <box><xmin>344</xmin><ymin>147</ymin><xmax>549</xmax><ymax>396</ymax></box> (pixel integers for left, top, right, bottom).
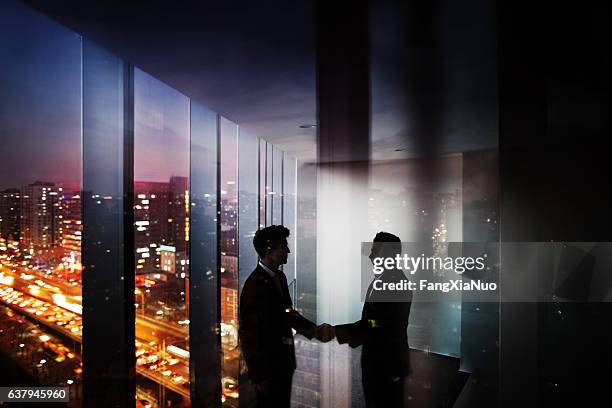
<box><xmin>315</xmin><ymin>323</ymin><xmax>335</xmax><ymax>342</ymax></box>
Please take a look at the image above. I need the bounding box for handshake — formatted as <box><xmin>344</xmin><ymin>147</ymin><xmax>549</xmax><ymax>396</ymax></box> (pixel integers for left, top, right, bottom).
<box><xmin>314</xmin><ymin>323</ymin><xmax>335</xmax><ymax>343</ymax></box>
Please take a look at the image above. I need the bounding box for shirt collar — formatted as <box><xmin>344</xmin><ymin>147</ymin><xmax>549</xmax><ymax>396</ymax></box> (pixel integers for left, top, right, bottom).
<box><xmin>258</xmin><ymin>260</ymin><xmax>277</xmax><ymax>277</ymax></box>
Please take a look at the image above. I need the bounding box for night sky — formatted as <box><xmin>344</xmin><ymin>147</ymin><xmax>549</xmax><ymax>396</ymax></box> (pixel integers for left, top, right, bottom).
<box><xmin>0</xmin><ymin>0</ymin><xmax>81</xmax><ymax>189</ymax></box>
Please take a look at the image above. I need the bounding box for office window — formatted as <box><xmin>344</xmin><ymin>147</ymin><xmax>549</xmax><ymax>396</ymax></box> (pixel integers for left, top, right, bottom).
<box><xmin>293</xmin><ymin>162</ymin><xmax>319</xmax><ymax>407</ymax></box>
<box><xmin>238</xmin><ymin>130</ymin><xmax>259</xmax><ymax>292</ymax></box>
<box><xmin>271</xmin><ymin>147</ymin><xmax>284</xmax><ymax>225</ymax></box>
<box><xmin>2</xmin><ymin>4</ymin><xmax>308</xmax><ymax>407</ymax></box>
<box><xmin>265</xmin><ymin>143</ymin><xmax>274</xmax><ymax>227</ymax></box>
<box><xmin>219</xmin><ymin>117</ymin><xmax>239</xmax><ymax>407</ymax></box>
<box><xmin>0</xmin><ymin>1</ymin><xmax>83</xmax><ymax>404</ymax></box>
<box><xmin>283</xmin><ymin>155</ymin><xmax>297</xmax><ymax>296</ymax></box>
<box><xmin>258</xmin><ymin>139</ymin><xmax>267</xmax><ymax>228</ymax></box>
<box><xmin>134</xmin><ymin>68</ymin><xmax>191</xmax><ymax>407</ymax></box>
<box><xmin>189</xmin><ymin>101</ymin><xmax>220</xmax><ymax>405</ymax></box>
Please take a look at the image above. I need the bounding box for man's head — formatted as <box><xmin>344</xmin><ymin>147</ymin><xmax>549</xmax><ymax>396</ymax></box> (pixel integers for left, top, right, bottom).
<box><xmin>253</xmin><ymin>225</ymin><xmax>291</xmax><ymax>269</ymax></box>
<box><xmin>369</xmin><ymin>231</ymin><xmax>402</xmax><ymax>265</ymax></box>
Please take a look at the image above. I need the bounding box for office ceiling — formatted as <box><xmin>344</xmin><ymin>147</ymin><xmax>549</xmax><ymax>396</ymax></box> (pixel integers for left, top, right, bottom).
<box><xmin>23</xmin><ymin>0</ymin><xmax>498</xmax><ymax>163</ymax></box>
<box><xmin>23</xmin><ymin>0</ymin><xmax>318</xmax><ymax>161</ymax></box>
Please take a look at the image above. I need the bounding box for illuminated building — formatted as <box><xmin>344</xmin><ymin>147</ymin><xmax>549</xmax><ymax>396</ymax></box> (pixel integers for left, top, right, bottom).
<box><xmin>169</xmin><ymin>176</ymin><xmax>189</xmax><ymax>254</ymax></box>
<box><xmin>19</xmin><ymin>182</ymin><xmax>60</xmax><ymax>251</ymax></box>
<box><xmin>220</xmin><ymin>286</ymin><xmax>238</xmax><ymax>344</ymax></box>
<box><xmin>134</xmin><ymin>181</ymin><xmax>170</xmax><ymax>273</ymax></box>
<box><xmin>0</xmin><ymin>188</ymin><xmax>20</xmax><ymax>240</ymax></box>
<box><xmin>58</xmin><ymin>190</ymin><xmax>82</xmax><ymax>261</ymax></box>
<box><xmin>160</xmin><ymin>244</ymin><xmax>176</xmax><ymax>274</ymax></box>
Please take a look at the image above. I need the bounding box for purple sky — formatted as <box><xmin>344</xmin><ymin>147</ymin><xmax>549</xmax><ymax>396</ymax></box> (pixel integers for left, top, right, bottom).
<box><xmin>0</xmin><ymin>0</ymin><xmax>81</xmax><ymax>189</ymax></box>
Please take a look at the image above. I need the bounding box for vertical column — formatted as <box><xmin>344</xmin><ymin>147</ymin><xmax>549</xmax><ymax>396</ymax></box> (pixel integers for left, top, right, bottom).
<box><xmin>82</xmin><ymin>40</ymin><xmax>135</xmax><ymax>407</ymax></box>
<box><xmin>316</xmin><ymin>1</ymin><xmax>370</xmax><ymax>407</ymax></box>
<box><xmin>461</xmin><ymin>150</ymin><xmax>500</xmax><ymax>379</ymax></box>
<box><xmin>498</xmin><ymin>1</ymin><xmax>545</xmax><ymax>406</ymax></box>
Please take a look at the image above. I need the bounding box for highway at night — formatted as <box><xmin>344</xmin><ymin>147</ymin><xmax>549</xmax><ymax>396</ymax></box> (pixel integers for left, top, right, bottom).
<box><xmin>0</xmin><ymin>261</ymin><xmax>190</xmax><ymax>400</ymax></box>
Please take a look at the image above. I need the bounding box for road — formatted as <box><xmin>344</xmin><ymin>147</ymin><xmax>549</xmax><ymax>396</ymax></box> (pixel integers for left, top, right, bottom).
<box><xmin>0</xmin><ymin>264</ymin><xmax>191</xmax><ymax>399</ymax></box>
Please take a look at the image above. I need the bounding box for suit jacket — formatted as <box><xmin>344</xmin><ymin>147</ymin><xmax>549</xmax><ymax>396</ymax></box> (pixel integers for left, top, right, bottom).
<box><xmin>238</xmin><ymin>265</ymin><xmax>316</xmax><ymax>383</ymax></box>
<box><xmin>336</xmin><ymin>268</ymin><xmax>412</xmax><ymax>377</ymax></box>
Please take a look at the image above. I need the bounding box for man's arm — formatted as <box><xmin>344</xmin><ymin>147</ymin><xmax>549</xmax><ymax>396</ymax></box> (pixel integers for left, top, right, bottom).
<box><xmin>287</xmin><ymin>307</ymin><xmax>316</xmax><ymax>339</ymax></box>
<box><xmin>335</xmin><ymin>320</ymin><xmax>366</xmax><ymax>347</ymax></box>
<box><xmin>287</xmin><ymin>307</ymin><xmax>338</xmax><ymax>342</ymax></box>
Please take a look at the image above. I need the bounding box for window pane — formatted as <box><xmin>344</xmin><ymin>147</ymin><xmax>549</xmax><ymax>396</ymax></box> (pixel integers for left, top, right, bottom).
<box><xmin>189</xmin><ymin>102</ymin><xmax>220</xmax><ymax>405</ymax></box>
<box><xmin>258</xmin><ymin>139</ymin><xmax>267</xmax><ymax>228</ymax></box>
<box><xmin>83</xmin><ymin>39</ymin><xmax>136</xmax><ymax>406</ymax></box>
<box><xmin>238</xmin><ymin>130</ymin><xmax>259</xmax><ymax>292</ymax></box>
<box><xmin>265</xmin><ymin>143</ymin><xmax>273</xmax><ymax>226</ymax></box>
<box><xmin>293</xmin><ymin>161</ymin><xmax>319</xmax><ymax>407</ymax></box>
<box><xmin>0</xmin><ymin>1</ymin><xmax>83</xmax><ymax>404</ymax></box>
<box><xmin>219</xmin><ymin>117</ymin><xmax>239</xmax><ymax>407</ymax></box>
<box><xmin>283</xmin><ymin>155</ymin><xmax>297</xmax><ymax>289</ymax></box>
<box><xmin>271</xmin><ymin>147</ymin><xmax>284</xmax><ymax>225</ymax></box>
<box><xmin>296</xmin><ymin>162</ymin><xmax>317</xmax><ymax>323</ymax></box>
<box><xmin>134</xmin><ymin>68</ymin><xmax>190</xmax><ymax>407</ymax></box>
<box><xmin>368</xmin><ymin>156</ymin><xmax>463</xmax><ymax>357</ymax></box>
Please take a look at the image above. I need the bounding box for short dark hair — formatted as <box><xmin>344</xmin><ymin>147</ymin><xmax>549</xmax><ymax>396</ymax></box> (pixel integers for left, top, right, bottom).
<box><xmin>253</xmin><ymin>225</ymin><xmax>290</xmax><ymax>257</ymax></box>
<box><xmin>372</xmin><ymin>231</ymin><xmax>402</xmax><ymax>258</ymax></box>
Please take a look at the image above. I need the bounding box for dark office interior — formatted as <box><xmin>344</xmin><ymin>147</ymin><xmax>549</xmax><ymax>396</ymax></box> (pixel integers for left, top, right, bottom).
<box><xmin>1</xmin><ymin>0</ymin><xmax>611</xmax><ymax>407</ymax></box>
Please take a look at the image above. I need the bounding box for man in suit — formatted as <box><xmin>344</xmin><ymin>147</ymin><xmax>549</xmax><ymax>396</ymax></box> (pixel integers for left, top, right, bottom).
<box><xmin>239</xmin><ymin>225</ymin><xmax>333</xmax><ymax>408</ymax></box>
<box><xmin>335</xmin><ymin>232</ymin><xmax>412</xmax><ymax>408</ymax></box>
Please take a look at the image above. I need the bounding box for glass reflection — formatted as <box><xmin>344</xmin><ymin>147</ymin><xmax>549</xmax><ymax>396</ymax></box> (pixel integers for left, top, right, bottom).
<box><xmin>368</xmin><ymin>156</ymin><xmax>463</xmax><ymax>357</ymax></box>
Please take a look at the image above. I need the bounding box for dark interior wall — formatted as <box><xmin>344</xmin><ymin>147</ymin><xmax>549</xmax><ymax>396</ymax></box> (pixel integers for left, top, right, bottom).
<box><xmin>498</xmin><ymin>1</ymin><xmax>612</xmax><ymax>406</ymax></box>
<box><xmin>461</xmin><ymin>150</ymin><xmax>499</xmax><ymax>376</ymax></box>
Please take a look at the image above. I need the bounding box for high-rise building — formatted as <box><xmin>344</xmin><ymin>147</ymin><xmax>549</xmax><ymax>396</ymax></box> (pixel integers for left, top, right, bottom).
<box><xmin>220</xmin><ymin>286</ymin><xmax>238</xmax><ymax>341</ymax></box>
<box><xmin>168</xmin><ymin>176</ymin><xmax>189</xmax><ymax>254</ymax></box>
<box><xmin>134</xmin><ymin>181</ymin><xmax>170</xmax><ymax>273</ymax></box>
<box><xmin>160</xmin><ymin>244</ymin><xmax>176</xmax><ymax>274</ymax></box>
<box><xmin>58</xmin><ymin>190</ymin><xmax>82</xmax><ymax>261</ymax></box>
<box><xmin>20</xmin><ymin>182</ymin><xmax>59</xmax><ymax>251</ymax></box>
<box><xmin>0</xmin><ymin>188</ymin><xmax>20</xmax><ymax>240</ymax></box>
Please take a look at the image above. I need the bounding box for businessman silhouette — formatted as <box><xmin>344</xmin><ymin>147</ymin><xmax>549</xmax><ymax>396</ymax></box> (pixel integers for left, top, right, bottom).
<box><xmin>335</xmin><ymin>232</ymin><xmax>412</xmax><ymax>408</ymax></box>
<box><xmin>238</xmin><ymin>225</ymin><xmax>332</xmax><ymax>407</ymax></box>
